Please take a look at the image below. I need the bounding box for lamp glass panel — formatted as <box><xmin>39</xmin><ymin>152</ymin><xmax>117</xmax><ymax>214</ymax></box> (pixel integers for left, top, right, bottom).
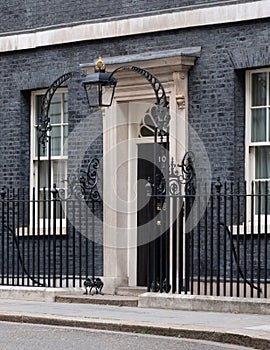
<box><xmin>84</xmin><ymin>84</ymin><xmax>100</xmax><ymax>108</ymax></box>
<box><xmin>102</xmin><ymin>84</ymin><xmax>115</xmax><ymax>107</ymax></box>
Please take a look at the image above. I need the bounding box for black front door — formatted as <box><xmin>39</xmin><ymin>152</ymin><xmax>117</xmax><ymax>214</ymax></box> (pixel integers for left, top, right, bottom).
<box><xmin>137</xmin><ymin>143</ymin><xmax>167</xmax><ymax>286</ymax></box>
<box><xmin>137</xmin><ymin>143</ymin><xmax>153</xmax><ymax>286</ymax></box>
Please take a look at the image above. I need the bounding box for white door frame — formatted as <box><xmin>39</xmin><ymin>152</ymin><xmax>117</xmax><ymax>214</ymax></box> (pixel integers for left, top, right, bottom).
<box><xmin>82</xmin><ymin>52</ymin><xmax>197</xmax><ymax>292</ymax></box>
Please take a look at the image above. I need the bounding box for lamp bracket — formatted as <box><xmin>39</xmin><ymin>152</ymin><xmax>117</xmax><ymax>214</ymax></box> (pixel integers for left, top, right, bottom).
<box><xmin>109</xmin><ymin>65</ymin><xmax>169</xmax><ymax>108</ymax></box>
<box><xmin>39</xmin><ymin>71</ymin><xmax>76</xmax><ymax>150</ymax></box>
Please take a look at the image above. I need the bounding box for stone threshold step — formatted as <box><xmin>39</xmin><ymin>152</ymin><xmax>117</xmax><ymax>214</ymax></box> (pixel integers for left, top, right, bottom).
<box><xmin>115</xmin><ymin>286</ymin><xmax>147</xmax><ymax>297</ymax></box>
<box><xmin>55</xmin><ymin>294</ymin><xmax>138</xmax><ymax>307</ymax></box>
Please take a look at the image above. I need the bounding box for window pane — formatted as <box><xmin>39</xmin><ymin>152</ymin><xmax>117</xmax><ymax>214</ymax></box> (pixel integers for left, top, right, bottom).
<box><xmin>51</xmin><ymin>126</ymin><xmax>61</xmax><ymax>156</ymax></box>
<box><xmin>251</xmin><ymin>109</ymin><xmax>266</xmax><ymax>142</ymax></box>
<box><xmin>140</xmin><ymin>125</ymin><xmax>155</xmax><ymax>137</ymax></box>
<box><xmin>49</xmin><ymin>94</ymin><xmax>61</xmax><ymax>124</ymax></box>
<box><xmin>35</xmin><ymin>95</ymin><xmax>43</xmax><ymax>125</ymax></box>
<box><xmin>35</xmin><ymin>127</ymin><xmax>47</xmax><ymax>157</ymax></box>
<box><xmin>255</xmin><ymin>181</ymin><xmax>270</xmax><ymax>215</ymax></box>
<box><xmin>63</xmin><ymin>126</ymin><xmax>68</xmax><ymax>156</ymax></box>
<box><xmin>269</xmin><ymin>75</ymin><xmax>270</xmax><ymax>103</ymax></box>
<box><xmin>53</xmin><ymin>160</ymin><xmax>67</xmax><ymax>186</ymax></box>
<box><xmin>63</xmin><ymin>93</ymin><xmax>68</xmax><ymax>123</ymax></box>
<box><xmin>255</xmin><ymin>146</ymin><xmax>270</xmax><ymax>179</ymax></box>
<box><xmin>269</xmin><ymin>108</ymin><xmax>270</xmax><ymax>141</ymax></box>
<box><xmin>53</xmin><ymin>161</ymin><xmax>67</xmax><ymax>219</ymax></box>
<box><xmin>252</xmin><ymin>73</ymin><xmax>267</xmax><ymax>106</ymax></box>
<box><xmin>39</xmin><ymin>161</ymin><xmax>49</xmax><ymax>188</ymax></box>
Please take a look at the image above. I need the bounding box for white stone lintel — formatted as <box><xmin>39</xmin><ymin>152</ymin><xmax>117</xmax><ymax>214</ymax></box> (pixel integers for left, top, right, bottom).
<box><xmin>0</xmin><ymin>1</ymin><xmax>269</xmax><ymax>52</ymax></box>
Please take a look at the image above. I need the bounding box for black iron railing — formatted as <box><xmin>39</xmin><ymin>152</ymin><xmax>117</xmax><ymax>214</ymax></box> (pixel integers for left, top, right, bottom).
<box><xmin>146</xmin><ymin>179</ymin><xmax>270</xmax><ymax>298</ymax></box>
<box><xmin>0</xmin><ymin>179</ymin><xmax>270</xmax><ymax>298</ymax></box>
<box><xmin>0</xmin><ymin>187</ymin><xmax>102</xmax><ymax>288</ymax></box>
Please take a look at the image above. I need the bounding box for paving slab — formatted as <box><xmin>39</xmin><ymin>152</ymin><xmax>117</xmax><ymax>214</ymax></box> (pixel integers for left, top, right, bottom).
<box><xmin>0</xmin><ymin>299</ymin><xmax>269</xmax><ymax>349</ymax></box>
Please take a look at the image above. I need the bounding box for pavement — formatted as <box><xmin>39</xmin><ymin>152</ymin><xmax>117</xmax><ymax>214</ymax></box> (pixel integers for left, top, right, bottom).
<box><xmin>0</xmin><ymin>295</ymin><xmax>269</xmax><ymax>350</ymax></box>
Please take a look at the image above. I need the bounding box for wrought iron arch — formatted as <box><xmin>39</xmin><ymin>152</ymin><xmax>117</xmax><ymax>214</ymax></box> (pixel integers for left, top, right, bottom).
<box><xmin>109</xmin><ymin>65</ymin><xmax>170</xmax><ymax>131</ymax></box>
<box><xmin>109</xmin><ymin>65</ymin><xmax>169</xmax><ymax>107</ymax></box>
<box><xmin>39</xmin><ymin>72</ymin><xmax>75</xmax><ymax>149</ymax></box>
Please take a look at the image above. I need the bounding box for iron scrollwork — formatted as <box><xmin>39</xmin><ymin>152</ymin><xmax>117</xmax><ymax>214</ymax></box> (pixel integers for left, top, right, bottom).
<box><xmin>150</xmin><ymin>278</ymin><xmax>171</xmax><ymax>293</ymax></box>
<box><xmin>58</xmin><ymin>157</ymin><xmax>101</xmax><ymax>202</ymax></box>
<box><xmin>79</xmin><ymin>157</ymin><xmax>101</xmax><ymax>201</ymax></box>
<box><xmin>178</xmin><ymin>151</ymin><xmax>196</xmax><ymax>195</ymax></box>
<box><xmin>145</xmin><ymin>152</ymin><xmax>196</xmax><ymax>198</ymax></box>
<box><xmin>83</xmin><ymin>277</ymin><xmax>104</xmax><ymax>295</ymax></box>
<box><xmin>169</xmin><ymin>152</ymin><xmax>196</xmax><ymax>196</ymax></box>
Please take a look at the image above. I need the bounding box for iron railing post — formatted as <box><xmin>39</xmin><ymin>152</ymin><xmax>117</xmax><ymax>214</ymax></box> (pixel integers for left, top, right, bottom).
<box><xmin>215</xmin><ymin>177</ymin><xmax>222</xmax><ymax>296</ymax></box>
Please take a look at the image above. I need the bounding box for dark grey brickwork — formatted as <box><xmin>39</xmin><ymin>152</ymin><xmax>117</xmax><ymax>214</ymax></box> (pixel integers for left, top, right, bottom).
<box><xmin>0</xmin><ymin>18</ymin><xmax>270</xmax><ymax>187</ymax></box>
<box><xmin>0</xmin><ymin>2</ymin><xmax>269</xmax><ymax>283</ymax></box>
<box><xmin>0</xmin><ymin>0</ymin><xmax>261</xmax><ymax>33</ymax></box>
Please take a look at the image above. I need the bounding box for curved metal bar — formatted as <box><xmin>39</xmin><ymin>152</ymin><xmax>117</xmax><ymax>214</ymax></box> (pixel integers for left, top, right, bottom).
<box><xmin>39</xmin><ymin>72</ymin><xmax>75</xmax><ymax>149</ymax></box>
<box><xmin>177</xmin><ymin>152</ymin><xmax>196</xmax><ymax>184</ymax></box>
<box><xmin>79</xmin><ymin>157</ymin><xmax>101</xmax><ymax>201</ymax></box>
<box><xmin>220</xmin><ymin>223</ymin><xmax>262</xmax><ymax>294</ymax></box>
<box><xmin>109</xmin><ymin>65</ymin><xmax>169</xmax><ymax>108</ymax></box>
<box><xmin>166</xmin><ymin>153</ymin><xmax>196</xmax><ymax>196</ymax></box>
<box><xmin>58</xmin><ymin>157</ymin><xmax>101</xmax><ymax>202</ymax></box>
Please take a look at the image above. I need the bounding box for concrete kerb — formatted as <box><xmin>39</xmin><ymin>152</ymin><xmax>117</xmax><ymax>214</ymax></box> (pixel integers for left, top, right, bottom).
<box><xmin>138</xmin><ymin>293</ymin><xmax>270</xmax><ymax>315</ymax></box>
<box><xmin>0</xmin><ymin>312</ymin><xmax>269</xmax><ymax>350</ymax></box>
<box><xmin>1</xmin><ymin>287</ymin><xmax>270</xmax><ymax>349</ymax></box>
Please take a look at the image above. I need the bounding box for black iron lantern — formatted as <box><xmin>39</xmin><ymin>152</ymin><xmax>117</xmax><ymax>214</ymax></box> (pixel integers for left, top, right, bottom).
<box><xmin>82</xmin><ymin>57</ymin><xmax>117</xmax><ymax>108</ymax></box>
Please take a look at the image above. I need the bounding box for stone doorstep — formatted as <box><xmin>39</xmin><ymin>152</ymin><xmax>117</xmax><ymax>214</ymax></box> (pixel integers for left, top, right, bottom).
<box><xmin>55</xmin><ymin>294</ymin><xmax>138</xmax><ymax>307</ymax></box>
<box><xmin>115</xmin><ymin>286</ymin><xmax>147</xmax><ymax>297</ymax></box>
<box><xmin>55</xmin><ymin>286</ymin><xmax>147</xmax><ymax>307</ymax></box>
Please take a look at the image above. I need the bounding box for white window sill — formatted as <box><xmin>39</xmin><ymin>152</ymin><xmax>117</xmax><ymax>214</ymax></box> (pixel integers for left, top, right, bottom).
<box><xmin>16</xmin><ymin>225</ymin><xmax>67</xmax><ymax>237</ymax></box>
<box><xmin>228</xmin><ymin>223</ymin><xmax>270</xmax><ymax>235</ymax></box>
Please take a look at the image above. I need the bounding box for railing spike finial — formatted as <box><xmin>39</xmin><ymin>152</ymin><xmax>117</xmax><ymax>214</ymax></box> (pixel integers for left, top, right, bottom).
<box><xmin>0</xmin><ymin>188</ymin><xmax>6</xmax><ymax>200</ymax></box>
<box><xmin>51</xmin><ymin>183</ymin><xmax>59</xmax><ymax>199</ymax></box>
<box><xmin>215</xmin><ymin>177</ymin><xmax>222</xmax><ymax>193</ymax></box>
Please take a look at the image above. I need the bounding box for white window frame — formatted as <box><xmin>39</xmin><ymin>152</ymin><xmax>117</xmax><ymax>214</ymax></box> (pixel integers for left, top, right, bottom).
<box><xmin>29</xmin><ymin>88</ymin><xmax>68</xmax><ymax>235</ymax></box>
<box><xmin>245</xmin><ymin>68</ymin><xmax>270</xmax><ymax>233</ymax></box>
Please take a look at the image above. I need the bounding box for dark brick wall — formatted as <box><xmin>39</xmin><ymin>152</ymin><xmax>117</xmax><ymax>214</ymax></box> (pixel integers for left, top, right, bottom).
<box><xmin>184</xmin><ymin>20</ymin><xmax>270</xmax><ymax>182</ymax></box>
<box><xmin>0</xmin><ymin>6</ymin><xmax>269</xmax><ymax>281</ymax></box>
<box><xmin>0</xmin><ymin>0</ymin><xmax>260</xmax><ymax>33</ymax></box>
<box><xmin>0</xmin><ymin>18</ymin><xmax>270</xmax><ymax>186</ymax></box>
